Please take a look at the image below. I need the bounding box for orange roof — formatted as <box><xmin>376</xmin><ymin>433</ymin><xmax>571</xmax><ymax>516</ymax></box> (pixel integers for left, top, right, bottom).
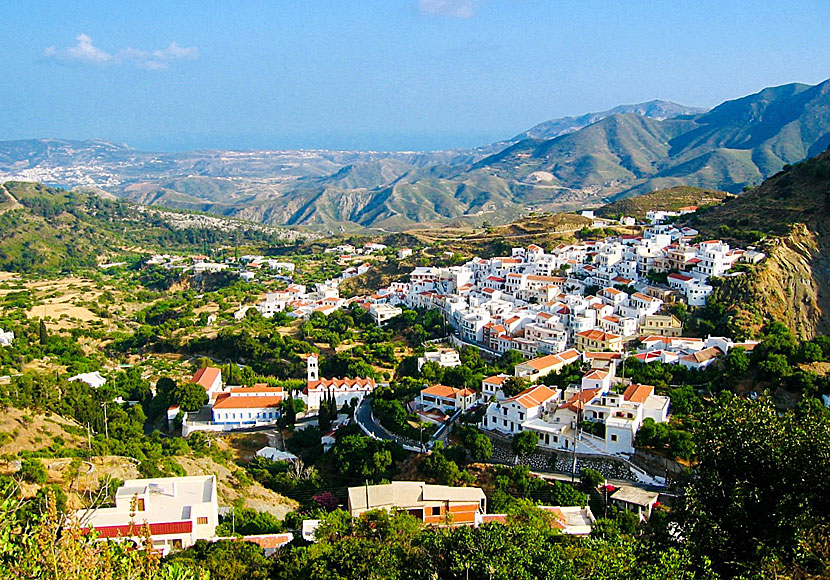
<box><xmin>506</xmin><ymin>385</ymin><xmax>558</xmax><ymax>409</ymax></box>
<box><xmin>229</xmin><ymin>385</ymin><xmax>284</xmax><ymax>394</ymax></box>
<box><xmin>632</xmin><ymin>292</ymin><xmax>658</xmax><ymax>302</ymax></box>
<box><xmin>235</xmin><ymin>534</ymin><xmax>293</xmax><ymax>549</ymax></box>
<box><xmin>483</xmin><ymin>375</ymin><xmax>509</xmax><ymax>385</ymax></box>
<box><xmin>623</xmin><ymin>384</ymin><xmax>654</xmax><ymax>404</ymax></box>
<box><xmin>681</xmin><ymin>346</ymin><xmax>723</xmax><ymax>363</ymax></box>
<box><xmin>562</xmin><ymin>388</ymin><xmax>601</xmax><ymax>412</ymax></box>
<box><xmin>192</xmin><ymin>367</ymin><xmax>221</xmax><ymax>391</ymax></box>
<box><xmin>576</xmin><ymin>329</ymin><xmax>620</xmax><ymax>341</ymax></box>
<box><xmin>306</xmin><ymin>377</ymin><xmax>376</xmax><ymax>392</ymax></box>
<box><xmin>584</xmin><ymin>352</ymin><xmax>622</xmax><ymax>361</ymax></box>
<box><xmin>212</xmin><ymin>393</ymin><xmax>283</xmax><ymax>409</ymax></box>
<box><xmin>421</xmin><ymin>384</ymin><xmax>474</xmax><ymax>398</ymax></box>
<box><xmin>519</xmin><ymin>354</ymin><xmax>568</xmax><ymax>371</ymax></box>
<box><xmin>583</xmin><ymin>369</ymin><xmax>609</xmax><ymax>381</ymax></box>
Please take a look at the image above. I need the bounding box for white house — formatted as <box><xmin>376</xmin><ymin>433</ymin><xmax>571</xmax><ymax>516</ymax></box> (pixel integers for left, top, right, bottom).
<box><xmin>256</xmin><ymin>447</ymin><xmax>299</xmax><ymax>462</ymax></box>
<box><xmin>68</xmin><ymin>371</ymin><xmax>107</xmax><ymax>389</ymax></box>
<box><xmin>481</xmin><ymin>374</ymin><xmax>510</xmax><ymax>401</ymax></box>
<box><xmin>610</xmin><ymin>486</ymin><xmax>660</xmax><ymax>521</ymax></box>
<box><xmin>417</xmin><ymin>349</ymin><xmax>462</xmax><ymax>371</ymax></box>
<box><xmin>481</xmin><ymin>385</ymin><xmax>560</xmax><ymax>436</ymax></box>
<box><xmin>192</xmin><ymin>367</ymin><xmax>224</xmax><ymax>400</ymax></box>
<box><xmin>0</xmin><ymin>329</ymin><xmax>13</xmax><ymax>346</ymax></box>
<box><xmin>76</xmin><ymin>475</ymin><xmax>219</xmax><ymax>556</ymax></box>
<box><xmin>369</xmin><ymin>303</ymin><xmax>402</xmax><ymax>326</ymax></box>
<box><xmin>417</xmin><ymin>384</ymin><xmax>477</xmax><ymax>414</ymax></box>
<box><xmin>211</xmin><ymin>385</ymin><xmax>284</xmax><ymax>427</ymax></box>
<box><xmin>514</xmin><ymin>349</ymin><xmax>580</xmax><ymax>382</ymax></box>
<box><xmin>679</xmin><ymin>346</ymin><xmax>724</xmax><ymax>370</ymax></box>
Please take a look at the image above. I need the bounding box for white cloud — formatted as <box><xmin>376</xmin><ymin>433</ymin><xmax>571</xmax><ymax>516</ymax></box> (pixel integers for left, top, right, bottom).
<box><xmin>418</xmin><ymin>0</ymin><xmax>481</xmax><ymax>18</ymax></box>
<box><xmin>44</xmin><ymin>34</ymin><xmax>199</xmax><ymax>70</ymax></box>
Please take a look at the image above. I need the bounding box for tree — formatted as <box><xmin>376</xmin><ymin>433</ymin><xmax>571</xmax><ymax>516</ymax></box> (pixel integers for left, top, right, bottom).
<box><xmin>442</xmin><ymin>365</ymin><xmax>473</xmax><ymax>389</ymax></box>
<box><xmin>468</xmin><ymin>433</ymin><xmax>493</xmax><ymax>462</ymax></box>
<box><xmin>681</xmin><ymin>394</ymin><xmax>830</xmax><ymax>577</ymax></box>
<box><xmin>38</xmin><ymin>319</ymin><xmax>48</xmax><ymax>346</ymax></box>
<box><xmin>722</xmin><ymin>346</ymin><xmax>750</xmax><ymax>379</ymax></box>
<box><xmin>580</xmin><ymin>468</ymin><xmax>604</xmax><ymax>492</ymax></box>
<box><xmin>170</xmin><ymin>382</ymin><xmax>209</xmax><ymax>412</ymax></box>
<box><xmin>758</xmin><ymin>353</ymin><xmax>792</xmax><ymax>381</ymax></box>
<box><xmin>19</xmin><ymin>458</ymin><xmax>47</xmax><ymax>484</ymax></box>
<box><xmin>501</xmin><ymin>376</ymin><xmax>528</xmax><ymax>398</ymax></box>
<box><xmin>512</xmin><ymin>431</ymin><xmax>537</xmax><ymax>457</ymax></box>
<box><xmin>797</xmin><ymin>341</ymin><xmax>824</xmax><ymax>364</ymax></box>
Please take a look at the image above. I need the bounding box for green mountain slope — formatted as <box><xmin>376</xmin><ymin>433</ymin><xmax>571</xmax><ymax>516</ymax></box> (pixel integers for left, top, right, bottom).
<box><xmin>596</xmin><ymin>186</ymin><xmax>730</xmax><ymax>218</ymax></box>
<box><xmin>0</xmin><ymin>181</ymin><xmax>302</xmax><ymax>273</ymax></box>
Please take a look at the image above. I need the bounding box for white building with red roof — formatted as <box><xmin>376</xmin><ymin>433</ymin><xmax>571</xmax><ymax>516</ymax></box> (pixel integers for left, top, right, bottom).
<box><xmin>514</xmin><ymin>349</ymin><xmax>581</xmax><ymax>382</ymax></box>
<box><xmin>480</xmin><ymin>384</ymin><xmax>560</xmax><ymax>436</ymax></box>
<box><xmin>304</xmin><ymin>376</ymin><xmax>377</xmax><ymax>410</ymax></box>
<box><xmin>192</xmin><ymin>367</ymin><xmax>223</xmax><ymax>399</ymax></box>
<box><xmin>481</xmin><ymin>374</ymin><xmax>510</xmax><ymax>401</ymax></box>
<box><xmin>77</xmin><ymin>475</ymin><xmax>218</xmax><ymax>556</ymax></box>
<box><xmin>418</xmin><ymin>384</ymin><xmax>477</xmax><ymax>414</ymax></box>
<box><xmin>211</xmin><ymin>384</ymin><xmax>284</xmax><ymax>427</ymax></box>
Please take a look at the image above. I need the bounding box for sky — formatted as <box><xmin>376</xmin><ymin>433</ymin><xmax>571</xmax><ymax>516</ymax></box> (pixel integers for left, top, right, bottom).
<box><xmin>1</xmin><ymin>0</ymin><xmax>829</xmax><ymax>152</ymax></box>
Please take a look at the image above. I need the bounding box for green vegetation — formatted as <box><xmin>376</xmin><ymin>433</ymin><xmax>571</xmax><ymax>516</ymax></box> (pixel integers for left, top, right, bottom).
<box><xmin>596</xmin><ymin>186</ymin><xmax>729</xmax><ymax>219</ymax></box>
<box><xmin>0</xmin><ymin>182</ymin><xmax>291</xmax><ymax>274</ymax></box>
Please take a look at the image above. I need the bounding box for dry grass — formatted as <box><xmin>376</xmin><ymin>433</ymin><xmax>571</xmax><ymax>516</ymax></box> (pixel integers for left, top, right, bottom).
<box><xmin>0</xmin><ymin>407</ymin><xmax>85</xmax><ymax>456</ymax></box>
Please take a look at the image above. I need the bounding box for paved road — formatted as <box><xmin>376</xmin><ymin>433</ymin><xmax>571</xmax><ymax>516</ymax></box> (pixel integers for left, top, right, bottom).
<box><xmin>355</xmin><ymin>397</ymin><xmax>397</xmax><ymax>441</ymax></box>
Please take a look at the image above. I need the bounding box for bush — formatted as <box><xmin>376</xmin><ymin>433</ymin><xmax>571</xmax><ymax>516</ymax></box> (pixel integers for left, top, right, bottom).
<box><xmin>19</xmin><ymin>458</ymin><xmax>48</xmax><ymax>484</ymax></box>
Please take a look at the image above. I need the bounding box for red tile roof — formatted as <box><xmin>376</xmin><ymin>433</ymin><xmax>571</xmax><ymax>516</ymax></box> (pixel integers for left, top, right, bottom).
<box><xmin>83</xmin><ymin>520</ymin><xmax>192</xmax><ymax>539</ymax></box>
<box><xmin>192</xmin><ymin>367</ymin><xmax>221</xmax><ymax>391</ymax></box>
<box><xmin>623</xmin><ymin>384</ymin><xmax>654</xmax><ymax>404</ymax></box>
<box><xmin>505</xmin><ymin>385</ymin><xmax>559</xmax><ymax>409</ymax></box>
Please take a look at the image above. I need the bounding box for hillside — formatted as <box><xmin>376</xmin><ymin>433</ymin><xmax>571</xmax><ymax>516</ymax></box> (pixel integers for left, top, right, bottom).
<box><xmin>0</xmin><ymin>181</ymin><xmax>307</xmax><ymax>273</ymax></box>
<box><xmin>475</xmin><ymin>80</ymin><xmax>830</xmax><ymax>201</ymax></box>
<box><xmin>688</xmin><ymin>148</ymin><xmax>830</xmax><ymax>338</ymax></box>
<box><xmin>596</xmin><ymin>186</ymin><xmax>730</xmax><ymax>218</ymax></box>
<box><xmin>0</xmin><ymin>80</ymin><xmax>828</xmax><ymax>231</ymax></box>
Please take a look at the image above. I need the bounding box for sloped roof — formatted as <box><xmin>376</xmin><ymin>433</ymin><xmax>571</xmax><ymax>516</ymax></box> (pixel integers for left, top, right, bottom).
<box><xmin>622</xmin><ymin>384</ymin><xmax>654</xmax><ymax>404</ymax></box>
<box><xmin>505</xmin><ymin>385</ymin><xmax>559</xmax><ymax>409</ymax></box>
<box><xmin>192</xmin><ymin>367</ymin><xmax>221</xmax><ymax>391</ymax></box>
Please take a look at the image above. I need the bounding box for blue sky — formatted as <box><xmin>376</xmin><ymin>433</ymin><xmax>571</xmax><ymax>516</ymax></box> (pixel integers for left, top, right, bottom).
<box><xmin>2</xmin><ymin>0</ymin><xmax>829</xmax><ymax>151</ymax></box>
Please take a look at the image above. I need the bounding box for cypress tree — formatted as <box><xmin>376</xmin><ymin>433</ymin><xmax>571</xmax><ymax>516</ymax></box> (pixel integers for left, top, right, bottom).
<box><xmin>38</xmin><ymin>319</ymin><xmax>48</xmax><ymax>346</ymax></box>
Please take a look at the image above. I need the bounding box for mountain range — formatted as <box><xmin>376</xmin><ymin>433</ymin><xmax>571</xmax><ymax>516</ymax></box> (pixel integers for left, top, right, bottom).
<box><xmin>0</xmin><ymin>79</ymin><xmax>828</xmax><ymax>231</ymax></box>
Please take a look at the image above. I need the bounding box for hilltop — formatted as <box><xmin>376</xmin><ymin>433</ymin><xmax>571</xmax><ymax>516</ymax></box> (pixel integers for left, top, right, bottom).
<box><xmin>0</xmin><ymin>181</ymin><xmax>308</xmax><ymax>273</ymax></box>
<box><xmin>687</xmin><ymin>147</ymin><xmax>830</xmax><ymax>338</ymax></box>
<box><xmin>596</xmin><ymin>186</ymin><xmax>730</xmax><ymax>218</ymax></box>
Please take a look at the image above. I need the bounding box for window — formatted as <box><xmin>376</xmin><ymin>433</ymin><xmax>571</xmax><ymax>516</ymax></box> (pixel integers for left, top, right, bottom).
<box><xmin>611</xmin><ymin>434</ymin><xmax>618</xmax><ymax>442</ymax></box>
<box><xmin>197</xmin><ymin>517</ymin><xmax>208</xmax><ymax>525</ymax></box>
<box><xmin>431</xmin><ymin>506</ymin><xmax>441</xmax><ymax>516</ymax></box>
<box><xmin>136</xmin><ymin>498</ymin><xmax>145</xmax><ymax>512</ymax></box>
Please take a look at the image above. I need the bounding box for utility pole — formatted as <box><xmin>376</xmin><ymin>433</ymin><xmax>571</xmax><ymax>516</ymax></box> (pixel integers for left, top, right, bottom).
<box><xmin>101</xmin><ymin>402</ymin><xmax>109</xmax><ymax>442</ymax></box>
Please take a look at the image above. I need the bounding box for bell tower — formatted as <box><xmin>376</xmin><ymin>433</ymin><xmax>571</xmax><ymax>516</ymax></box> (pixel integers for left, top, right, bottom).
<box><xmin>307</xmin><ymin>354</ymin><xmax>319</xmax><ymax>382</ymax></box>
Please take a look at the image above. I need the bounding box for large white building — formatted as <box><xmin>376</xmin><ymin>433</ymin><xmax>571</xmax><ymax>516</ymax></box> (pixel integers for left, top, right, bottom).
<box><xmin>211</xmin><ymin>385</ymin><xmax>284</xmax><ymax>427</ymax></box>
<box><xmin>77</xmin><ymin>475</ymin><xmax>219</xmax><ymax>555</ymax></box>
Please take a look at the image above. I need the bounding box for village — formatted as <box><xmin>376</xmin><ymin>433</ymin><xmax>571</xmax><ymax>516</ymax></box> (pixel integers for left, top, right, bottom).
<box><xmin>6</xmin><ymin>208</ymin><xmax>771</xmax><ymax>558</ymax></box>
